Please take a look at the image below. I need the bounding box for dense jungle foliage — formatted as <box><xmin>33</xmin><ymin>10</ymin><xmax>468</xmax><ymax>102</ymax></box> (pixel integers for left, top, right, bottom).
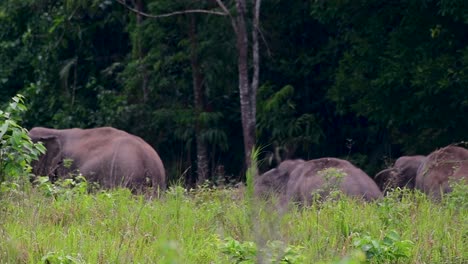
<box><xmin>1</xmin><ymin>0</ymin><xmax>468</xmax><ymax>184</ymax></box>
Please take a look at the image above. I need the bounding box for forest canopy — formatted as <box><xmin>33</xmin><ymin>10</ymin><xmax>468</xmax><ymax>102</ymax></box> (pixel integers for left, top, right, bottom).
<box><xmin>1</xmin><ymin>0</ymin><xmax>467</xmax><ymax>185</ymax></box>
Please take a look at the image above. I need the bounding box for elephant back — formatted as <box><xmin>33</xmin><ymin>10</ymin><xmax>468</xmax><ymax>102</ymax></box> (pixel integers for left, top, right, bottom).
<box><xmin>286</xmin><ymin>157</ymin><xmax>382</xmax><ymax>205</ymax></box>
<box><xmin>105</xmin><ymin>133</ymin><xmax>166</xmax><ymax>192</ymax></box>
<box><xmin>416</xmin><ymin>145</ymin><xmax>468</xmax><ymax>196</ymax></box>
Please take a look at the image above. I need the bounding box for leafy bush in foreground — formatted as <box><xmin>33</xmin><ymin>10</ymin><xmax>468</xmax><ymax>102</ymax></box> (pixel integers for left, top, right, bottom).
<box><xmin>0</xmin><ymin>94</ymin><xmax>45</xmax><ymax>189</ymax></box>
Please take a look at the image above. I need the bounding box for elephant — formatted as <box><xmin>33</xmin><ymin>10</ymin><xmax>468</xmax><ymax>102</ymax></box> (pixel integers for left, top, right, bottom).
<box><xmin>254</xmin><ymin>159</ymin><xmax>305</xmax><ymax>199</ymax></box>
<box><xmin>255</xmin><ymin>158</ymin><xmax>382</xmax><ymax>205</ymax></box>
<box><xmin>374</xmin><ymin>155</ymin><xmax>426</xmax><ymax>191</ymax></box>
<box><xmin>415</xmin><ymin>145</ymin><xmax>468</xmax><ymax>197</ymax></box>
<box><xmin>28</xmin><ymin>127</ymin><xmax>166</xmax><ymax>194</ymax></box>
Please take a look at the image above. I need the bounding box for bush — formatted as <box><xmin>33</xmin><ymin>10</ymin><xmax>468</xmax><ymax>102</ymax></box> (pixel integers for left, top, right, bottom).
<box><xmin>352</xmin><ymin>230</ymin><xmax>414</xmax><ymax>263</ymax></box>
<box><xmin>34</xmin><ymin>174</ymin><xmax>89</xmax><ymax>199</ymax></box>
<box><xmin>218</xmin><ymin>237</ymin><xmax>304</xmax><ymax>264</ymax></box>
<box><xmin>0</xmin><ymin>94</ymin><xmax>45</xmax><ymax>188</ymax></box>
<box><xmin>444</xmin><ymin>179</ymin><xmax>468</xmax><ymax>211</ymax></box>
<box><xmin>40</xmin><ymin>251</ymin><xmax>85</xmax><ymax>264</ymax></box>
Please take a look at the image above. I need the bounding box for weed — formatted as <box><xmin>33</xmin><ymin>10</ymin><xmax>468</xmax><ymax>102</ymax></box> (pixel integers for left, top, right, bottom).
<box><xmin>219</xmin><ymin>237</ymin><xmax>304</xmax><ymax>264</ymax></box>
<box><xmin>443</xmin><ymin>179</ymin><xmax>468</xmax><ymax>211</ymax></box>
<box><xmin>311</xmin><ymin>167</ymin><xmax>347</xmax><ymax>202</ymax></box>
<box><xmin>332</xmin><ymin>250</ymin><xmax>366</xmax><ymax>264</ymax></box>
<box><xmin>352</xmin><ymin>230</ymin><xmax>414</xmax><ymax>262</ymax></box>
<box><xmin>219</xmin><ymin>237</ymin><xmax>257</xmax><ymax>263</ymax></box>
<box><xmin>41</xmin><ymin>251</ymin><xmax>85</xmax><ymax>264</ymax></box>
<box><xmin>34</xmin><ymin>174</ymin><xmax>89</xmax><ymax>199</ymax></box>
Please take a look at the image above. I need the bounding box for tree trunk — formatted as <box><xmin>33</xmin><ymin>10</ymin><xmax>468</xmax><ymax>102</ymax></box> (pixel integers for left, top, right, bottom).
<box><xmin>135</xmin><ymin>0</ymin><xmax>149</xmax><ymax>103</ymax></box>
<box><xmin>233</xmin><ymin>0</ymin><xmax>261</xmax><ymax>170</ymax></box>
<box><xmin>188</xmin><ymin>14</ymin><xmax>209</xmax><ymax>185</ymax></box>
<box><xmin>251</xmin><ymin>0</ymin><xmax>261</xmax><ymax>121</ymax></box>
<box><xmin>234</xmin><ymin>0</ymin><xmax>256</xmax><ymax>169</ymax></box>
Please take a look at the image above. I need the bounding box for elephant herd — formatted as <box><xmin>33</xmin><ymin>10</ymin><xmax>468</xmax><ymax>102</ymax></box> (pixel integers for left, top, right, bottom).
<box><xmin>374</xmin><ymin>145</ymin><xmax>468</xmax><ymax>197</ymax></box>
<box><xmin>256</xmin><ymin>145</ymin><xmax>468</xmax><ymax>204</ymax></box>
<box><xmin>29</xmin><ymin>126</ymin><xmax>467</xmax><ymax>204</ymax></box>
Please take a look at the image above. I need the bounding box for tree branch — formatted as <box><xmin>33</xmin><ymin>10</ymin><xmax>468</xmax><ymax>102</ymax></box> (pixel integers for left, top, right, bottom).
<box><xmin>214</xmin><ymin>0</ymin><xmax>238</xmax><ymax>35</ymax></box>
<box><xmin>214</xmin><ymin>0</ymin><xmax>230</xmax><ymax>14</ymax></box>
<box><xmin>115</xmin><ymin>0</ymin><xmax>228</xmax><ymax>18</ymax></box>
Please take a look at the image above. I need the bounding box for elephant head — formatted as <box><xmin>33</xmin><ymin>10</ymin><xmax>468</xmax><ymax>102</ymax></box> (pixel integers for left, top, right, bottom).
<box><xmin>374</xmin><ymin>155</ymin><xmax>426</xmax><ymax>191</ymax></box>
<box><xmin>254</xmin><ymin>159</ymin><xmax>305</xmax><ymax>199</ymax></box>
<box><xmin>29</xmin><ymin>128</ymin><xmax>65</xmax><ymax>179</ymax></box>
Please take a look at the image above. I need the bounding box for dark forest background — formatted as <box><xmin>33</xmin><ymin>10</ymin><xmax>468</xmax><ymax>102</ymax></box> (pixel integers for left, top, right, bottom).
<box><xmin>1</xmin><ymin>0</ymin><xmax>467</xmax><ymax>186</ymax></box>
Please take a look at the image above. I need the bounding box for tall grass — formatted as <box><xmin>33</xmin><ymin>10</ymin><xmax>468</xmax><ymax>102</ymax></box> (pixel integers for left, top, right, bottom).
<box><xmin>0</xmin><ymin>184</ymin><xmax>466</xmax><ymax>263</ymax></box>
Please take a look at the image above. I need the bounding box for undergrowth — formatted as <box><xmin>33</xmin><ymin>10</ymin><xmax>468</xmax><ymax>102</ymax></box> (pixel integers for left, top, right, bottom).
<box><xmin>0</xmin><ymin>184</ymin><xmax>466</xmax><ymax>263</ymax></box>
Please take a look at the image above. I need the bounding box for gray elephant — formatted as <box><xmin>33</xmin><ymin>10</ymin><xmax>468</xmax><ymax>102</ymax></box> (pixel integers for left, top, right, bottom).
<box><xmin>255</xmin><ymin>158</ymin><xmax>382</xmax><ymax>205</ymax></box>
<box><xmin>374</xmin><ymin>155</ymin><xmax>426</xmax><ymax>191</ymax></box>
<box><xmin>29</xmin><ymin>127</ymin><xmax>166</xmax><ymax>194</ymax></box>
<box><xmin>416</xmin><ymin>145</ymin><xmax>468</xmax><ymax>197</ymax></box>
<box><xmin>254</xmin><ymin>159</ymin><xmax>305</xmax><ymax>199</ymax></box>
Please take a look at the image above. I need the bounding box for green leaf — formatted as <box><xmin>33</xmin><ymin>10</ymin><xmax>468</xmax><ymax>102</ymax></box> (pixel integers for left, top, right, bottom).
<box><xmin>386</xmin><ymin>230</ymin><xmax>400</xmax><ymax>242</ymax></box>
<box><xmin>0</xmin><ymin>121</ymin><xmax>9</xmax><ymax>139</ymax></box>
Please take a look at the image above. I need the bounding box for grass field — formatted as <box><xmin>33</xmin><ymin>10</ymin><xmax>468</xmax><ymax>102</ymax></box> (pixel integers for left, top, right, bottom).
<box><xmin>0</xmin><ymin>181</ymin><xmax>467</xmax><ymax>264</ymax></box>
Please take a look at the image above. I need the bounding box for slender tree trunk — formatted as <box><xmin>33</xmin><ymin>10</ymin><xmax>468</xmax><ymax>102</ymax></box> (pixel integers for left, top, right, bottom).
<box><xmin>135</xmin><ymin>0</ymin><xmax>149</xmax><ymax>103</ymax></box>
<box><xmin>251</xmin><ymin>0</ymin><xmax>261</xmax><ymax>120</ymax></box>
<box><xmin>233</xmin><ymin>0</ymin><xmax>261</xmax><ymax>170</ymax></box>
<box><xmin>234</xmin><ymin>0</ymin><xmax>255</xmax><ymax>169</ymax></box>
<box><xmin>188</xmin><ymin>14</ymin><xmax>209</xmax><ymax>185</ymax></box>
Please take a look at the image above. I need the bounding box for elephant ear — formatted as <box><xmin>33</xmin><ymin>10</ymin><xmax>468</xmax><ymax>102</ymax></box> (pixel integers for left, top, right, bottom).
<box><xmin>34</xmin><ymin>136</ymin><xmax>62</xmax><ymax>177</ymax></box>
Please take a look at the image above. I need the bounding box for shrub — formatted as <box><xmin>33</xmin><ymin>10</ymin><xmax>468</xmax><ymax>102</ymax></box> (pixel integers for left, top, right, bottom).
<box><xmin>34</xmin><ymin>174</ymin><xmax>89</xmax><ymax>199</ymax></box>
<box><xmin>218</xmin><ymin>237</ymin><xmax>304</xmax><ymax>264</ymax></box>
<box><xmin>0</xmin><ymin>94</ymin><xmax>45</xmax><ymax>188</ymax></box>
<box><xmin>40</xmin><ymin>251</ymin><xmax>85</xmax><ymax>264</ymax></box>
<box><xmin>352</xmin><ymin>230</ymin><xmax>414</xmax><ymax>263</ymax></box>
<box><xmin>444</xmin><ymin>179</ymin><xmax>468</xmax><ymax>211</ymax></box>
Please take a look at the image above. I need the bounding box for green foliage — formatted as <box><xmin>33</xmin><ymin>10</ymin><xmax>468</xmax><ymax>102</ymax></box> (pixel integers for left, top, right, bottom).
<box><xmin>376</xmin><ymin>188</ymin><xmax>416</xmax><ymax>228</ymax></box>
<box><xmin>352</xmin><ymin>230</ymin><xmax>414</xmax><ymax>262</ymax></box>
<box><xmin>149</xmin><ymin>108</ymin><xmax>228</xmax><ymax>153</ymax></box>
<box><xmin>245</xmin><ymin>146</ymin><xmax>262</xmax><ymax>202</ymax></box>
<box><xmin>41</xmin><ymin>251</ymin><xmax>85</xmax><ymax>264</ymax></box>
<box><xmin>332</xmin><ymin>250</ymin><xmax>366</xmax><ymax>264</ymax></box>
<box><xmin>219</xmin><ymin>237</ymin><xmax>257</xmax><ymax>263</ymax></box>
<box><xmin>219</xmin><ymin>237</ymin><xmax>304</xmax><ymax>264</ymax></box>
<box><xmin>166</xmin><ymin>185</ymin><xmax>188</xmax><ymax>201</ymax></box>
<box><xmin>1</xmin><ymin>0</ymin><xmax>130</xmax><ymax>128</ymax></box>
<box><xmin>310</xmin><ymin>168</ymin><xmax>347</xmax><ymax>201</ymax></box>
<box><xmin>2</xmin><ymin>0</ymin><xmax>468</xmax><ymax>185</ymax></box>
<box><xmin>34</xmin><ymin>174</ymin><xmax>89</xmax><ymax>199</ymax></box>
<box><xmin>443</xmin><ymin>179</ymin><xmax>468</xmax><ymax>211</ymax></box>
<box><xmin>0</xmin><ymin>94</ymin><xmax>45</xmax><ymax>185</ymax></box>
<box><xmin>258</xmin><ymin>84</ymin><xmax>323</xmax><ymax>157</ymax></box>
<box><xmin>317</xmin><ymin>0</ymin><xmax>468</xmax><ymax>153</ymax></box>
